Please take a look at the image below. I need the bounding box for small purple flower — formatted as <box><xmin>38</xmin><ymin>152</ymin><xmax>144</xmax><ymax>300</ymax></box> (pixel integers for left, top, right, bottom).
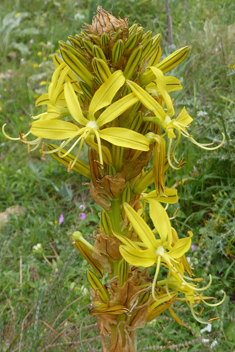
<box><xmin>29</xmin><ymin>39</ymin><xmax>34</xmax><ymax>44</ymax></box>
<box><xmin>79</xmin><ymin>213</ymin><xmax>86</xmax><ymax>220</ymax></box>
<box><xmin>79</xmin><ymin>204</ymin><xmax>85</xmax><ymax>211</ymax></box>
<box><xmin>191</xmin><ymin>245</ymin><xmax>197</xmax><ymax>250</ymax></box>
<box><xmin>38</xmin><ymin>217</ymin><xmax>42</xmax><ymax>222</ymax></box>
<box><xmin>0</xmin><ymin>94</ymin><xmax>2</xmax><ymax>98</ymax></box>
<box><xmin>59</xmin><ymin>214</ymin><xmax>64</xmax><ymax>225</ymax></box>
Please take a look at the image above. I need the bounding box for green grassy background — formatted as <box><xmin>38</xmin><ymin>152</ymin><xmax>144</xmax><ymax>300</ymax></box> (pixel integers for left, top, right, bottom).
<box><xmin>0</xmin><ymin>0</ymin><xmax>235</xmax><ymax>351</ymax></box>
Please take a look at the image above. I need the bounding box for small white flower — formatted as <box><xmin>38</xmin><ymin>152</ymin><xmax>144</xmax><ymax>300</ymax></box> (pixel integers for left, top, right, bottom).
<box><xmin>74</xmin><ymin>13</ymin><xmax>85</xmax><ymax>20</ymax></box>
<box><xmin>197</xmin><ymin>110</ymin><xmax>208</xmax><ymax>117</ymax></box>
<box><xmin>211</xmin><ymin>339</ymin><xmax>218</xmax><ymax>348</ymax></box>
<box><xmin>33</xmin><ymin>243</ymin><xmax>43</xmax><ymax>253</ymax></box>
<box><xmin>200</xmin><ymin>323</ymin><xmax>212</xmax><ymax>333</ymax></box>
<box><xmin>202</xmin><ymin>339</ymin><xmax>210</xmax><ymax>343</ymax></box>
<box><xmin>80</xmin><ymin>285</ymin><xmax>88</xmax><ymax>295</ymax></box>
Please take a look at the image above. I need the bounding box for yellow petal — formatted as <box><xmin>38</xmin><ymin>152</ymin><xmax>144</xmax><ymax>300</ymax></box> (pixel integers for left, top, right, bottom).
<box><xmin>165</xmin><ymin>76</ymin><xmax>183</xmax><ymax>92</ymax></box>
<box><xmin>148</xmin><ymin>199</ymin><xmax>172</xmax><ymax>245</ymax></box>
<box><xmin>168</xmin><ymin>306</ymin><xmax>187</xmax><ymax>327</ymax></box>
<box><xmin>64</xmin><ymin>82</ymin><xmax>88</xmax><ymax>125</ymax></box>
<box><xmin>127</xmin><ymin>80</ymin><xmax>166</xmax><ymax>122</ymax></box>
<box><xmin>48</xmin><ymin>62</ymin><xmax>66</xmax><ymax>100</ymax></box>
<box><xmin>112</xmin><ymin>231</ymin><xmax>140</xmax><ymax>249</ymax></box>
<box><xmin>169</xmin><ymin>232</ymin><xmax>193</xmax><ymax>258</ymax></box>
<box><xmin>46</xmin><ymin>105</ymin><xmax>68</xmax><ymax>119</ymax></box>
<box><xmin>89</xmin><ymin>70</ymin><xmax>125</xmax><ymax>118</ymax></box>
<box><xmin>143</xmin><ymin>188</ymin><xmax>178</xmax><ymax>204</ymax></box>
<box><xmin>176</xmin><ymin>107</ymin><xmax>193</xmax><ymax>126</ymax></box>
<box><xmin>99</xmin><ymin>128</ymin><xmax>149</xmax><ymax>151</ymax></box>
<box><xmin>50</xmin><ymin>65</ymin><xmax>70</xmax><ymax>105</ymax></box>
<box><xmin>35</xmin><ymin>93</ymin><xmax>49</xmax><ymax>107</ymax></box>
<box><xmin>146</xmin><ymin>300</ymin><xmax>174</xmax><ymax>322</ymax></box>
<box><xmin>53</xmin><ymin>54</ymin><xmax>82</xmax><ymax>92</ymax></box>
<box><xmin>119</xmin><ymin>245</ymin><xmax>156</xmax><ymax>267</ymax></box>
<box><xmin>123</xmin><ymin>203</ymin><xmax>156</xmax><ymax>251</ymax></box>
<box><xmin>149</xmin><ymin>292</ymin><xmax>177</xmax><ymax>311</ymax></box>
<box><xmin>96</xmin><ymin>93</ymin><xmax>138</xmax><ymax>127</ymax></box>
<box><xmin>31</xmin><ymin>120</ymin><xmax>81</xmax><ymax>139</ymax></box>
<box><xmin>149</xmin><ymin>66</ymin><xmax>175</xmax><ymax>117</ymax></box>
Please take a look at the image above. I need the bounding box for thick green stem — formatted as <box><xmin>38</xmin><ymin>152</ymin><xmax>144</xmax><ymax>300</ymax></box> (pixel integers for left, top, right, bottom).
<box><xmin>109</xmin><ymin>197</ymin><xmax>123</xmax><ymax>233</ymax></box>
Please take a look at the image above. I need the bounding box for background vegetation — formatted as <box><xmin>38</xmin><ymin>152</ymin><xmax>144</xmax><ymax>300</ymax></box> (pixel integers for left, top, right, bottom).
<box><xmin>0</xmin><ymin>0</ymin><xmax>234</xmax><ymax>351</ymax></box>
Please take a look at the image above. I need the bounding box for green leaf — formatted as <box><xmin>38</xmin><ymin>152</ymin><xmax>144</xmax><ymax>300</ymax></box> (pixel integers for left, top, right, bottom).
<box><xmin>225</xmin><ymin>322</ymin><xmax>235</xmax><ymax>342</ymax></box>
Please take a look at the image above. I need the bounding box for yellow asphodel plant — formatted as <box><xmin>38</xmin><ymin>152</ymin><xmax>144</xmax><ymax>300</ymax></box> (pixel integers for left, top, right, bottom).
<box><xmin>3</xmin><ymin>7</ymin><xmax>225</xmax><ymax>352</ymax></box>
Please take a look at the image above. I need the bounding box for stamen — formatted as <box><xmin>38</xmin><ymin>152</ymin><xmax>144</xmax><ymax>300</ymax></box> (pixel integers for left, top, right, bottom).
<box><xmin>67</xmin><ymin>160</ymin><xmax>73</xmax><ymax>173</ymax></box>
<box><xmin>177</xmin><ymin>273</ymin><xmax>213</xmax><ymax>292</ymax></box>
<box><xmin>201</xmin><ymin>291</ymin><xmax>226</xmax><ymax>307</ymax></box>
<box><xmin>57</xmin><ymin>132</ymin><xmax>83</xmax><ymax>158</ymax></box>
<box><xmin>189</xmin><ymin>302</ymin><xmax>208</xmax><ymax>324</ymax></box>
<box><xmin>152</xmin><ymin>256</ymin><xmax>161</xmax><ymax>301</ymax></box>
<box><xmin>2</xmin><ymin>124</ymin><xmax>29</xmax><ymax>141</ymax></box>
<box><xmin>93</xmin><ymin>128</ymin><xmax>103</xmax><ymax>165</ymax></box>
<box><xmin>167</xmin><ymin>139</ymin><xmax>180</xmax><ymax>170</ymax></box>
<box><xmin>70</xmin><ymin>137</ymin><xmax>86</xmax><ymax>170</ymax></box>
<box><xmin>189</xmin><ymin>133</ymin><xmax>225</xmax><ymax>150</ymax></box>
<box><xmin>40</xmin><ymin>142</ymin><xmax>45</xmax><ymax>154</ymax></box>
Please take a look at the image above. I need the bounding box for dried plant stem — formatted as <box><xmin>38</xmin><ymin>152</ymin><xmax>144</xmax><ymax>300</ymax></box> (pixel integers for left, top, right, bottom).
<box><xmin>164</xmin><ymin>0</ymin><xmax>173</xmax><ymax>44</ymax></box>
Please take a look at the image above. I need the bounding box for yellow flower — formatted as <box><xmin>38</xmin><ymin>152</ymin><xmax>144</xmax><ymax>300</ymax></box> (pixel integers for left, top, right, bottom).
<box><xmin>126</xmin><ymin>80</ymin><xmax>225</xmax><ymax>169</ymax></box>
<box><xmin>158</xmin><ymin>274</ymin><xmax>226</xmax><ymax>324</ymax></box>
<box><xmin>162</xmin><ymin>107</ymin><xmax>225</xmax><ymax>169</ymax></box>
<box><xmin>30</xmin><ymin>71</ymin><xmax>149</xmax><ymax>170</ymax></box>
<box><xmin>113</xmin><ymin>201</ymin><xmax>193</xmax><ymax>300</ymax></box>
<box><xmin>37</xmin><ymin>51</ymin><xmax>42</xmax><ymax>56</ymax></box>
